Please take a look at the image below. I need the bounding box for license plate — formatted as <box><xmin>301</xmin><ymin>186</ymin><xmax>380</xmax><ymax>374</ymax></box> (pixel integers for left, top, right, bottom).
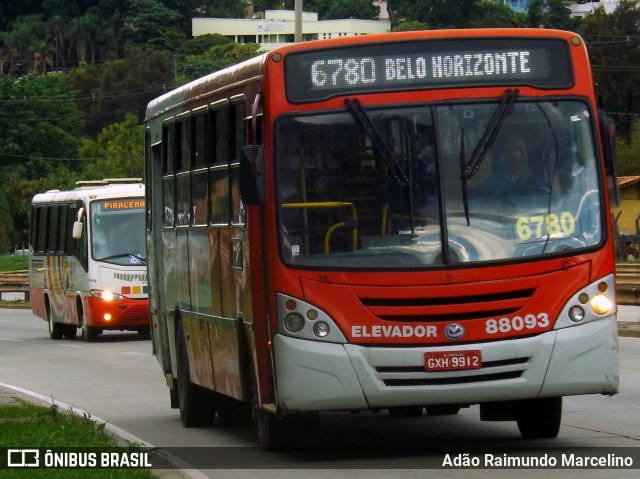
<box><xmin>424</xmin><ymin>350</ymin><xmax>482</xmax><ymax>372</ymax></box>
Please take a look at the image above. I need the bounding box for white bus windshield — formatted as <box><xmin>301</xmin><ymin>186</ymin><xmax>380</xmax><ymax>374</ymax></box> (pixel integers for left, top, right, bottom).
<box><xmin>90</xmin><ymin>198</ymin><xmax>146</xmax><ymax>265</ymax></box>
<box><xmin>275</xmin><ymin>100</ymin><xmax>602</xmax><ymax>268</ymax></box>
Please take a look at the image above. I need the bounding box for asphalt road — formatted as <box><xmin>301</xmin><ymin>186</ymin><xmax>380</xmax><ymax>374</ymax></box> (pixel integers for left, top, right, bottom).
<box><xmin>1</xmin><ymin>307</ymin><xmax>639</xmax><ymax>479</ymax></box>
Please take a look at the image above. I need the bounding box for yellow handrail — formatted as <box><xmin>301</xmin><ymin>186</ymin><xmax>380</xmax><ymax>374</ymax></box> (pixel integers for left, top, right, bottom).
<box><xmin>282</xmin><ymin>202</ymin><xmax>358</xmax><ymax>252</ymax></box>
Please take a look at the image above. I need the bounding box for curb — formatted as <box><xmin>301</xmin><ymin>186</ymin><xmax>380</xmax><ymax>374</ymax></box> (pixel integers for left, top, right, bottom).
<box><xmin>0</xmin><ymin>383</ymin><xmax>207</xmax><ymax>479</ymax></box>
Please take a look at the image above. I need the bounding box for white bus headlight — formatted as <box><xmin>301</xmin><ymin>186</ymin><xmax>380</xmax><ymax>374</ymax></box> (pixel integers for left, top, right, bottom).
<box><xmin>90</xmin><ymin>289</ymin><xmax>124</xmax><ymax>301</ymax></box>
<box><xmin>591</xmin><ymin>294</ymin><xmax>613</xmax><ymax>315</ymax></box>
<box><xmin>313</xmin><ymin>321</ymin><xmax>330</xmax><ymax>338</ymax></box>
<box><xmin>568</xmin><ymin>305</ymin><xmax>585</xmax><ymax>322</ymax></box>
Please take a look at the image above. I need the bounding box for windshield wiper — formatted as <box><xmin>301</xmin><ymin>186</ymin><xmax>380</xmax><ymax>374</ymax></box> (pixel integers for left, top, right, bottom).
<box><xmin>459</xmin><ymin>129</ymin><xmax>470</xmax><ymax>226</ymax></box>
<box><xmin>345</xmin><ymin>97</ymin><xmax>408</xmax><ymax>185</ymax></box>
<box><xmin>461</xmin><ymin>88</ymin><xmax>519</xmax><ymax>180</ymax></box>
<box><xmin>96</xmin><ymin>253</ymin><xmax>146</xmax><ymax>265</ymax></box>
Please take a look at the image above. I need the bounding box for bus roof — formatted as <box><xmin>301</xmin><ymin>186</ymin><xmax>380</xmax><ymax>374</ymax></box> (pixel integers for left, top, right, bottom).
<box><xmin>32</xmin><ymin>181</ymin><xmax>144</xmax><ymax>205</ymax></box>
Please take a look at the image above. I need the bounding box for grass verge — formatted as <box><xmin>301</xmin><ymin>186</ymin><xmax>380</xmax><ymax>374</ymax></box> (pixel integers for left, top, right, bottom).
<box><xmin>0</xmin><ymin>398</ymin><xmax>156</xmax><ymax>478</ymax></box>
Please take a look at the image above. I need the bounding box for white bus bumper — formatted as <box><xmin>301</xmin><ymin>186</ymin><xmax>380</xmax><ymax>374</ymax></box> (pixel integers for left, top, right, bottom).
<box><xmin>274</xmin><ymin>316</ymin><xmax>619</xmax><ymax>412</ymax></box>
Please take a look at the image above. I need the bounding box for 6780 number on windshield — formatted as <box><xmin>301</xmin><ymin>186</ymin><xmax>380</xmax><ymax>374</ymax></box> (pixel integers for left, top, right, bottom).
<box><xmin>516</xmin><ymin>212</ymin><xmax>575</xmax><ymax>240</ymax></box>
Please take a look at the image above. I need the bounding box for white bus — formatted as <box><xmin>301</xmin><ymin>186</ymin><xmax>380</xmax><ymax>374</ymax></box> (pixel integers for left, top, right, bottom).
<box><xmin>29</xmin><ymin>179</ymin><xmax>149</xmax><ymax>341</ymax></box>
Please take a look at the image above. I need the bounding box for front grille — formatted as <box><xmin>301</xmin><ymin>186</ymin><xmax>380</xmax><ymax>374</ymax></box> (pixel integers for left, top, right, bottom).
<box><xmin>382</xmin><ymin>370</ymin><xmax>523</xmax><ymax>386</ymax></box>
<box><xmin>376</xmin><ymin>356</ymin><xmax>530</xmax><ymax>387</ymax></box>
<box><xmin>117</xmin><ymin>303</ymin><xmax>150</xmax><ymax>324</ymax></box>
<box><xmin>358</xmin><ymin>288</ymin><xmax>535</xmax><ymax>322</ymax></box>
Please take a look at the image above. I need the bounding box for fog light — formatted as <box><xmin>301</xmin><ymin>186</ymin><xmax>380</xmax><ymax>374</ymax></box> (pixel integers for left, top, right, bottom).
<box><xmin>568</xmin><ymin>305</ymin><xmax>585</xmax><ymax>322</ymax></box>
<box><xmin>591</xmin><ymin>294</ymin><xmax>613</xmax><ymax>315</ymax></box>
<box><xmin>313</xmin><ymin>321</ymin><xmax>330</xmax><ymax>338</ymax></box>
<box><xmin>104</xmin><ymin>313</ymin><xmax>112</xmax><ymax>321</ymax></box>
<box><xmin>284</xmin><ymin>313</ymin><xmax>305</xmax><ymax>333</ymax></box>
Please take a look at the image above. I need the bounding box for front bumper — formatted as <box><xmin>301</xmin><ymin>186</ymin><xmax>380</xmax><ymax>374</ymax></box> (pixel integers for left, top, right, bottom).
<box><xmin>274</xmin><ymin>316</ymin><xmax>619</xmax><ymax>412</ymax></box>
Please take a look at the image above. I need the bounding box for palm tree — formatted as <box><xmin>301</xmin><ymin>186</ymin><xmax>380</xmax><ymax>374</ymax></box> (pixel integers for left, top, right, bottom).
<box><xmin>69</xmin><ymin>13</ymin><xmax>99</xmax><ymax>64</ymax></box>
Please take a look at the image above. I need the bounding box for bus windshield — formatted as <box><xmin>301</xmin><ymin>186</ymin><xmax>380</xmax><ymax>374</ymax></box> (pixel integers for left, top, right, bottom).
<box><xmin>90</xmin><ymin>199</ymin><xmax>146</xmax><ymax>265</ymax></box>
<box><xmin>276</xmin><ymin>99</ymin><xmax>602</xmax><ymax>268</ymax></box>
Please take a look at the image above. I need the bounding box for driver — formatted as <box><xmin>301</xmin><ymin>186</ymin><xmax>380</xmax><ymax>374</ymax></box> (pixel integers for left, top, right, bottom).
<box><xmin>484</xmin><ymin>135</ymin><xmax>547</xmax><ymax>195</ymax></box>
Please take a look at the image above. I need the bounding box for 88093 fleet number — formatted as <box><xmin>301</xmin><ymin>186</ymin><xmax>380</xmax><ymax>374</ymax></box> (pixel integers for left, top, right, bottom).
<box><xmin>485</xmin><ymin>312</ymin><xmax>550</xmax><ymax>335</ymax></box>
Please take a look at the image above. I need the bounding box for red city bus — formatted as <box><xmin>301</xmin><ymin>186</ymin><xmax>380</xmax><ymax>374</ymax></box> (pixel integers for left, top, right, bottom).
<box><xmin>144</xmin><ymin>29</ymin><xmax>619</xmax><ymax>447</ymax></box>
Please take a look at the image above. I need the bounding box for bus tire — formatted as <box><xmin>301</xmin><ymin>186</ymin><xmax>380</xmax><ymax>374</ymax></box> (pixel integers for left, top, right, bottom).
<box><xmin>176</xmin><ymin>322</ymin><xmax>214</xmax><ymax>427</ymax></box>
<box><xmin>77</xmin><ymin>301</ymin><xmax>98</xmax><ymax>342</ymax></box>
<box><xmin>46</xmin><ymin>303</ymin><xmax>64</xmax><ymax>340</ymax></box>
<box><xmin>515</xmin><ymin>396</ymin><xmax>562</xmax><ymax>439</ymax></box>
<box><xmin>63</xmin><ymin>325</ymin><xmax>78</xmax><ymax>339</ymax></box>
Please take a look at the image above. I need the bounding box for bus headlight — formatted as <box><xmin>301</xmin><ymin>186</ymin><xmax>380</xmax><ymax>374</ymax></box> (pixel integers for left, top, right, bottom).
<box><xmin>90</xmin><ymin>289</ymin><xmax>124</xmax><ymax>301</ymax></box>
<box><xmin>284</xmin><ymin>313</ymin><xmax>305</xmax><ymax>333</ymax></box>
<box><xmin>591</xmin><ymin>294</ymin><xmax>613</xmax><ymax>315</ymax></box>
<box><xmin>277</xmin><ymin>294</ymin><xmax>346</xmax><ymax>343</ymax></box>
<box><xmin>313</xmin><ymin>321</ymin><xmax>330</xmax><ymax>338</ymax></box>
<box><xmin>555</xmin><ymin>274</ymin><xmax>616</xmax><ymax>330</ymax></box>
<box><xmin>568</xmin><ymin>305</ymin><xmax>585</xmax><ymax>322</ymax></box>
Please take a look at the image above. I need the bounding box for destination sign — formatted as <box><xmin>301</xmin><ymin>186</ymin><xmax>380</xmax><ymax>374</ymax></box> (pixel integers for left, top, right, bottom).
<box><xmin>285</xmin><ymin>38</ymin><xmax>573</xmax><ymax>102</ymax></box>
<box><xmin>101</xmin><ymin>199</ymin><xmax>145</xmax><ymax>210</ymax></box>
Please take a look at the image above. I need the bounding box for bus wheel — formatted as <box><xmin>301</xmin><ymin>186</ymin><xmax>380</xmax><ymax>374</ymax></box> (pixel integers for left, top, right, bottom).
<box><xmin>63</xmin><ymin>325</ymin><xmax>78</xmax><ymax>339</ymax></box>
<box><xmin>81</xmin><ymin>320</ymin><xmax>98</xmax><ymax>342</ymax></box>
<box><xmin>78</xmin><ymin>303</ymin><xmax>97</xmax><ymax>342</ymax></box>
<box><xmin>515</xmin><ymin>397</ymin><xmax>562</xmax><ymax>439</ymax></box>
<box><xmin>176</xmin><ymin>322</ymin><xmax>214</xmax><ymax>427</ymax></box>
<box><xmin>47</xmin><ymin>306</ymin><xmax>64</xmax><ymax>340</ymax></box>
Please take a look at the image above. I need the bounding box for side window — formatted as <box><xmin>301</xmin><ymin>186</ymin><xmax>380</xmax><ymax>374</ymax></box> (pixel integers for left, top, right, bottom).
<box><xmin>210</xmin><ymin>105</ymin><xmax>230</xmax><ymax>225</ymax></box>
<box><xmin>192</xmin><ymin>113</ymin><xmax>209</xmax><ymax>226</ymax></box>
<box><xmin>47</xmin><ymin>205</ymin><xmax>59</xmax><ymax>254</ymax></box>
<box><xmin>230</xmin><ymin>101</ymin><xmax>246</xmax><ymax>226</ymax></box>
<box><xmin>162</xmin><ymin>122</ymin><xmax>176</xmax><ymax>228</ymax></box>
<box><xmin>36</xmin><ymin>206</ymin><xmax>49</xmax><ymax>253</ymax></box>
<box><xmin>176</xmin><ymin>118</ymin><xmax>191</xmax><ymax>227</ymax></box>
<box><xmin>56</xmin><ymin>204</ymin><xmax>69</xmax><ymax>253</ymax></box>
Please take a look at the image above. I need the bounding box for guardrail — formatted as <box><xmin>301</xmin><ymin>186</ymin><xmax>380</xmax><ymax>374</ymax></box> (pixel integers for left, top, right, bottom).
<box><xmin>0</xmin><ymin>270</ymin><xmax>29</xmax><ymax>301</ymax></box>
<box><xmin>616</xmin><ymin>263</ymin><xmax>640</xmax><ymax>305</ymax></box>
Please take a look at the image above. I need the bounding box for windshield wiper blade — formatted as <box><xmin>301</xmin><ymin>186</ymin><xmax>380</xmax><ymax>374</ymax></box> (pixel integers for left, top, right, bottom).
<box><xmin>461</xmin><ymin>88</ymin><xmax>519</xmax><ymax>180</ymax></box>
<box><xmin>345</xmin><ymin>97</ymin><xmax>408</xmax><ymax>185</ymax></box>
<box><xmin>459</xmin><ymin>129</ymin><xmax>470</xmax><ymax>226</ymax></box>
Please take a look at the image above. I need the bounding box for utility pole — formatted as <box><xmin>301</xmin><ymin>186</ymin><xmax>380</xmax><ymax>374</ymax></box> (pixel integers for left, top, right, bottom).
<box><xmin>295</xmin><ymin>0</ymin><xmax>303</xmax><ymax>43</ymax></box>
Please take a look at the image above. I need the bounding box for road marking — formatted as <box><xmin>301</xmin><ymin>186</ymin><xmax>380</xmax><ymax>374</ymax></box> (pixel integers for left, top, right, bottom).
<box><xmin>59</xmin><ymin>344</ymin><xmax>84</xmax><ymax>348</ymax></box>
<box><xmin>123</xmin><ymin>351</ymin><xmax>149</xmax><ymax>356</ymax></box>
<box><xmin>0</xmin><ymin>337</ymin><xmax>23</xmax><ymax>342</ymax></box>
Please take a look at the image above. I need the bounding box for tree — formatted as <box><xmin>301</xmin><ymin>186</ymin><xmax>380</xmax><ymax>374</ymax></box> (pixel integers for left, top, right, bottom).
<box><xmin>321</xmin><ymin>0</ymin><xmax>380</xmax><ymax>20</ymax></box>
<box><xmin>67</xmin><ymin>47</ymin><xmax>173</xmax><ymax>137</ymax></box>
<box><xmin>387</xmin><ymin>0</ymin><xmax>482</xmax><ymax>29</ymax></box>
<box><xmin>180</xmin><ymin>42</ymin><xmax>264</xmax><ymax>82</ymax></box>
<box><xmin>527</xmin><ymin>0</ymin><xmax>580</xmax><ymax>31</ymax></box>
<box><xmin>0</xmin><ymin>73</ymin><xmax>84</xmax><ymax>248</ymax></box>
<box><xmin>581</xmin><ymin>1</ymin><xmax>640</xmax><ymax>141</ymax></box>
<box><xmin>78</xmin><ymin>114</ymin><xmax>145</xmax><ymax>180</ymax></box>
<box><xmin>120</xmin><ymin>0</ymin><xmax>183</xmax><ymax>47</ymax></box>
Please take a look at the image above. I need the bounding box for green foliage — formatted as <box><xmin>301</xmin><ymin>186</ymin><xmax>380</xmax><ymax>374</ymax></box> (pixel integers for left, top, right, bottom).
<box><xmin>78</xmin><ymin>114</ymin><xmax>145</xmax><ymax>180</ymax></box>
<box><xmin>616</xmin><ymin>121</ymin><xmax>640</xmax><ymax>176</ymax></box>
<box><xmin>526</xmin><ymin>0</ymin><xmax>581</xmax><ymax>30</ymax></box>
<box><xmin>0</xmin><ymin>254</ymin><xmax>29</xmax><ymax>271</ymax></box>
<box><xmin>120</xmin><ymin>0</ymin><xmax>184</xmax><ymax>47</ymax></box>
<box><xmin>0</xmin><ymin>73</ymin><xmax>84</xmax><ymax>248</ymax></box>
<box><xmin>0</xmin><ymin>401</ymin><xmax>155</xmax><ymax>478</ymax></box>
<box><xmin>181</xmin><ymin>42</ymin><xmax>264</xmax><ymax>82</ymax></box>
<box><xmin>196</xmin><ymin>0</ymin><xmax>248</xmax><ymax>18</ymax></box>
<box><xmin>581</xmin><ymin>0</ymin><xmax>640</xmax><ymax>141</ymax></box>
